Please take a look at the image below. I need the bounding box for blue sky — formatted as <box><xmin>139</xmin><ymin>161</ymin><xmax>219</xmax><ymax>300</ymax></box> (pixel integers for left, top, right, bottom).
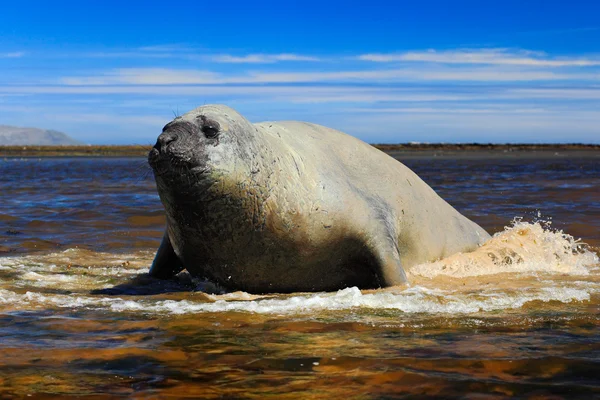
<box><xmin>1</xmin><ymin>0</ymin><xmax>599</xmax><ymax>144</ymax></box>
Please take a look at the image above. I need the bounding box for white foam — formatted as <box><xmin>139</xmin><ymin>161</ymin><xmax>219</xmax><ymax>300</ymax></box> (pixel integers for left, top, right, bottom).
<box><xmin>410</xmin><ymin>221</ymin><xmax>599</xmax><ymax>279</ymax></box>
<box><xmin>0</xmin><ymin>221</ymin><xmax>597</xmax><ymax>317</ymax></box>
<box><xmin>0</xmin><ymin>285</ymin><xmax>592</xmax><ymax>316</ymax></box>
<box><xmin>0</xmin><ymin>249</ymin><xmax>148</xmax><ymax>290</ymax></box>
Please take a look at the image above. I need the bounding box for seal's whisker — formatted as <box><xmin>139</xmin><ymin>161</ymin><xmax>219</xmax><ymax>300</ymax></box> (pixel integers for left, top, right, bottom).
<box><xmin>134</xmin><ymin>159</ymin><xmax>154</xmax><ymax>182</ymax></box>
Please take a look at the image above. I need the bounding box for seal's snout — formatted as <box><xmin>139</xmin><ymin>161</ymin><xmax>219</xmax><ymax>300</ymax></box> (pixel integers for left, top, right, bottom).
<box><xmin>149</xmin><ymin>119</ymin><xmax>213</xmax><ymax>176</ymax></box>
<box><xmin>154</xmin><ymin>131</ymin><xmax>178</xmax><ymax>154</ymax></box>
<box><xmin>148</xmin><ymin>131</ymin><xmax>178</xmax><ymax>168</ymax></box>
<box><xmin>148</xmin><ymin>129</ymin><xmax>181</xmax><ymax>170</ymax></box>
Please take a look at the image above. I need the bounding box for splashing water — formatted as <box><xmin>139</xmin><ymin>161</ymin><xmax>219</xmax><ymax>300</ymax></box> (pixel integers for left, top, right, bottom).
<box><xmin>410</xmin><ymin>219</ymin><xmax>598</xmax><ymax>278</ymax></box>
<box><xmin>0</xmin><ymin>221</ymin><xmax>597</xmax><ymax>318</ymax></box>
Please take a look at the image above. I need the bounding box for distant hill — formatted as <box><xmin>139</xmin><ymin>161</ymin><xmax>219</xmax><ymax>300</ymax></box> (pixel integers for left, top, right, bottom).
<box><xmin>0</xmin><ymin>125</ymin><xmax>83</xmax><ymax>145</ymax></box>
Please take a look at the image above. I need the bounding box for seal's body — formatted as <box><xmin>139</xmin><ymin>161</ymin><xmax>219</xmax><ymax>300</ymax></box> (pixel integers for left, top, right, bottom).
<box><xmin>148</xmin><ymin>105</ymin><xmax>490</xmax><ymax>293</ymax></box>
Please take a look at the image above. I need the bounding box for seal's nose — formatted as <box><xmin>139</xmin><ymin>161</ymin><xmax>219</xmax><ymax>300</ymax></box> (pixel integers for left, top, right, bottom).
<box><xmin>154</xmin><ymin>132</ymin><xmax>178</xmax><ymax>153</ymax></box>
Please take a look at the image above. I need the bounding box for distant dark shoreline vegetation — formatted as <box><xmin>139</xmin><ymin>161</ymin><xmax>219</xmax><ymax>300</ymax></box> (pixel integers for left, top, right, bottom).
<box><xmin>1</xmin><ymin>144</ymin><xmax>599</xmax><ymax>158</ymax></box>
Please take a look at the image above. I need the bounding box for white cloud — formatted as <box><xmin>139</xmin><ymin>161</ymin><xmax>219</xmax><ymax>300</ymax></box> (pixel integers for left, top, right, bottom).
<box><xmin>1</xmin><ymin>52</ymin><xmax>25</xmax><ymax>58</ymax></box>
<box><xmin>285</xmin><ymin>93</ymin><xmax>471</xmax><ymax>103</ymax></box>
<box><xmin>337</xmin><ymin>109</ymin><xmax>600</xmax><ymax>143</ymax></box>
<box><xmin>52</xmin><ymin>112</ymin><xmax>167</xmax><ymax>126</ymax></box>
<box><xmin>0</xmin><ymin>84</ymin><xmax>475</xmax><ymax>102</ymax></box>
<box><xmin>4</xmin><ymin>90</ymin><xmax>599</xmax><ymax>143</ymax></box>
<box><xmin>60</xmin><ymin>68</ymin><xmax>222</xmax><ymax>85</ymax></box>
<box><xmin>347</xmin><ymin>107</ymin><xmax>550</xmax><ymax>114</ymax></box>
<box><xmin>85</xmin><ymin>44</ymin><xmax>201</xmax><ymax>58</ymax></box>
<box><xmin>137</xmin><ymin>44</ymin><xmax>194</xmax><ymax>52</ymax></box>
<box><xmin>4</xmin><ymin>44</ymin><xmax>600</xmax><ymax>144</ymax></box>
<box><xmin>56</xmin><ymin>65</ymin><xmax>597</xmax><ymax>86</ymax></box>
<box><xmin>209</xmin><ymin>53</ymin><xmax>321</xmax><ymax>63</ymax></box>
<box><xmin>5</xmin><ymin>84</ymin><xmax>600</xmax><ymax>106</ymax></box>
<box><xmin>85</xmin><ymin>51</ymin><xmax>176</xmax><ymax>59</ymax></box>
<box><xmin>359</xmin><ymin>48</ymin><xmax>600</xmax><ymax>67</ymax></box>
<box><xmin>81</xmin><ymin>47</ymin><xmax>321</xmax><ymax>63</ymax></box>
<box><xmin>251</xmin><ymin>68</ymin><xmax>575</xmax><ymax>82</ymax></box>
<box><xmin>507</xmin><ymin>88</ymin><xmax>600</xmax><ymax>99</ymax></box>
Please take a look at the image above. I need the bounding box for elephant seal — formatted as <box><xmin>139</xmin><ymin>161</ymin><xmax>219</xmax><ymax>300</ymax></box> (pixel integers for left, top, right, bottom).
<box><xmin>148</xmin><ymin>104</ymin><xmax>490</xmax><ymax>293</ymax></box>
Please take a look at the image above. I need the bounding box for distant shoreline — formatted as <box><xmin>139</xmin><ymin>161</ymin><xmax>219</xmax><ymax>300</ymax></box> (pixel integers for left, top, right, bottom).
<box><xmin>1</xmin><ymin>144</ymin><xmax>599</xmax><ymax>158</ymax></box>
<box><xmin>0</xmin><ymin>145</ymin><xmax>151</xmax><ymax>157</ymax></box>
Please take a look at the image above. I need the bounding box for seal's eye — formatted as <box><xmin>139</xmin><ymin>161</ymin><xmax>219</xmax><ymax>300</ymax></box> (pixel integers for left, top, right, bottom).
<box><xmin>198</xmin><ymin>115</ymin><xmax>220</xmax><ymax>138</ymax></box>
<box><xmin>202</xmin><ymin>124</ymin><xmax>219</xmax><ymax>138</ymax></box>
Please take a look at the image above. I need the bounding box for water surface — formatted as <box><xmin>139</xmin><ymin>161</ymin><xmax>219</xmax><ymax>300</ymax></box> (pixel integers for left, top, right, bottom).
<box><xmin>1</xmin><ymin>154</ymin><xmax>599</xmax><ymax>398</ymax></box>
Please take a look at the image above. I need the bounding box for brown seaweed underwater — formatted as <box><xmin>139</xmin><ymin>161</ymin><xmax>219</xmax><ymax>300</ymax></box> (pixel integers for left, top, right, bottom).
<box><xmin>0</xmin><ymin>154</ymin><xmax>599</xmax><ymax>398</ymax></box>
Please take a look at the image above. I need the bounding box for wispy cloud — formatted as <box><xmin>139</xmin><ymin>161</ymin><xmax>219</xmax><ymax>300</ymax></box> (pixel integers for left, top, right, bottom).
<box><xmin>359</xmin><ymin>48</ymin><xmax>600</xmax><ymax>67</ymax></box>
<box><xmin>0</xmin><ymin>84</ymin><xmax>478</xmax><ymax>102</ymax></box>
<box><xmin>246</xmin><ymin>68</ymin><xmax>583</xmax><ymax>82</ymax></box>
<box><xmin>5</xmin><ymin>84</ymin><xmax>600</xmax><ymax>106</ymax></box>
<box><xmin>1</xmin><ymin>51</ymin><xmax>25</xmax><ymax>58</ymax></box>
<box><xmin>61</xmin><ymin>68</ymin><xmax>222</xmax><ymax>85</ymax></box>
<box><xmin>0</xmin><ymin>103</ymin><xmax>167</xmax><ymax>126</ymax></box>
<box><xmin>347</xmin><ymin>107</ymin><xmax>551</xmax><ymax>114</ymax></box>
<box><xmin>3</xmin><ymin>44</ymin><xmax>600</xmax><ymax>143</ymax></box>
<box><xmin>42</xmin><ymin>46</ymin><xmax>600</xmax><ymax>70</ymax></box>
<box><xmin>84</xmin><ymin>44</ymin><xmax>203</xmax><ymax>59</ymax></box>
<box><xmin>137</xmin><ymin>44</ymin><xmax>195</xmax><ymax>52</ymax></box>
<box><xmin>51</xmin><ymin>112</ymin><xmax>167</xmax><ymax>126</ymax></box>
<box><xmin>336</xmin><ymin>108</ymin><xmax>600</xmax><ymax>143</ymax></box>
<box><xmin>507</xmin><ymin>88</ymin><xmax>600</xmax><ymax>99</ymax></box>
<box><xmin>209</xmin><ymin>53</ymin><xmax>321</xmax><ymax>63</ymax></box>
<box><xmin>85</xmin><ymin>51</ymin><xmax>175</xmax><ymax>58</ymax></box>
<box><xmin>57</xmin><ymin>66</ymin><xmax>597</xmax><ymax>86</ymax></box>
<box><xmin>81</xmin><ymin>46</ymin><xmax>321</xmax><ymax>63</ymax></box>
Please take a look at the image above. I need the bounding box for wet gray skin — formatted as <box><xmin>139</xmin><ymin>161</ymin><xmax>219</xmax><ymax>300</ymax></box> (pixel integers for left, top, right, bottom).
<box><xmin>148</xmin><ymin>105</ymin><xmax>490</xmax><ymax>293</ymax></box>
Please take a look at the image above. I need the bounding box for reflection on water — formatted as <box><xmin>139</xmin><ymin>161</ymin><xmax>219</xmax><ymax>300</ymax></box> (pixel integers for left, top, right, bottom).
<box><xmin>1</xmin><ymin>154</ymin><xmax>599</xmax><ymax>398</ymax></box>
<box><xmin>1</xmin><ymin>158</ymin><xmax>162</xmax><ymax>253</ymax></box>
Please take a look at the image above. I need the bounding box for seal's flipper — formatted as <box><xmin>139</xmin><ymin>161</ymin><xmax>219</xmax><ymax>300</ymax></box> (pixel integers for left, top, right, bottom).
<box><xmin>374</xmin><ymin>247</ymin><xmax>407</xmax><ymax>287</ymax></box>
<box><xmin>369</xmin><ymin>232</ymin><xmax>408</xmax><ymax>287</ymax></box>
<box><xmin>149</xmin><ymin>233</ymin><xmax>185</xmax><ymax>279</ymax></box>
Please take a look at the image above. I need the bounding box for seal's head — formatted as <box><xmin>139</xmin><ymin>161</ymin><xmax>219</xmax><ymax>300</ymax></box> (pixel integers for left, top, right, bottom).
<box><xmin>148</xmin><ymin>104</ymin><xmax>275</xmax><ymax>275</ymax></box>
<box><xmin>148</xmin><ymin>105</ymin><xmax>259</xmax><ymax>187</ymax></box>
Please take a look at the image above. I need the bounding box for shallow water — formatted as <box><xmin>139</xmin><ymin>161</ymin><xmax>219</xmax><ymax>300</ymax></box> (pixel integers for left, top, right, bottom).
<box><xmin>1</xmin><ymin>154</ymin><xmax>599</xmax><ymax>398</ymax></box>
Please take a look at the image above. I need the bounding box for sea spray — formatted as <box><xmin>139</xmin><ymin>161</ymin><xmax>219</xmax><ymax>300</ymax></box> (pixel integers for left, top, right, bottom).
<box><xmin>0</xmin><ymin>220</ymin><xmax>598</xmax><ymax>316</ymax></box>
<box><xmin>409</xmin><ymin>219</ymin><xmax>599</xmax><ymax>279</ymax></box>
